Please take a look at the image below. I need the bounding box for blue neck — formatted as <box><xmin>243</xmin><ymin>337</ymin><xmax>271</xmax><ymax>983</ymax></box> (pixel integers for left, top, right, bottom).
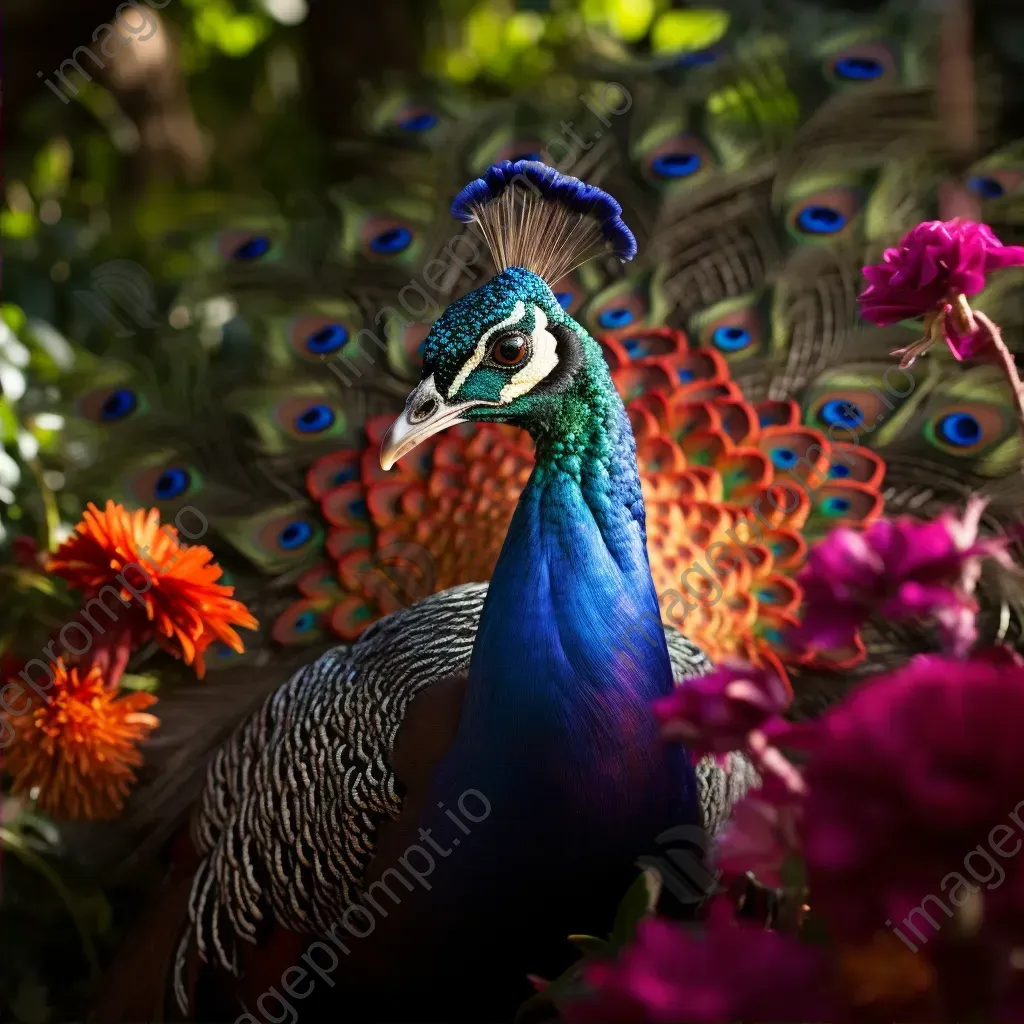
<box><xmin>428</xmin><ymin>360</ymin><xmax>696</xmax><ymax>859</ymax></box>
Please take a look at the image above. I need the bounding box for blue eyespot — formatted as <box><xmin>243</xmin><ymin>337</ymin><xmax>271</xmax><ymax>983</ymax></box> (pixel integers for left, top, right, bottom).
<box><xmin>829</xmin><ymin>463</ymin><xmax>851</xmax><ymax>479</ymax></box>
<box><xmin>598</xmin><ymin>307</ymin><xmax>635</xmax><ymax>329</ymax></box>
<box><xmin>233</xmin><ymin>236</ymin><xmax>271</xmax><ymax>260</ymax></box>
<box><xmin>278</xmin><ymin>521</ymin><xmax>313</xmax><ymax>550</ymax></box>
<box><xmin>332</xmin><ymin>467</ymin><xmax>359</xmax><ymax>486</ymax></box>
<box><xmin>306</xmin><ymin>324</ymin><xmax>349</xmax><ymax>355</ymax></box>
<box><xmin>678</xmin><ymin>369</ymin><xmax>694</xmax><ymax>383</ymax></box>
<box><xmin>100</xmin><ymin>388</ymin><xmax>137</xmax><ymax>422</ymax></box>
<box><xmin>293</xmin><ymin>610</ymin><xmax>318</xmax><ymax>632</ymax></box>
<box><xmin>154</xmin><ymin>468</ymin><xmax>190</xmax><ymax>500</ymax></box>
<box><xmin>938</xmin><ymin>412</ymin><xmax>982</xmax><ymax>447</ymax></box>
<box><xmin>622</xmin><ymin>337</ymin><xmax>641</xmax><ymax>356</ymax></box>
<box><xmin>213</xmin><ymin>642</ymin><xmax>237</xmax><ymax>660</ymax></box>
<box><xmin>761</xmin><ymin>626</ymin><xmax>784</xmax><ymax>646</ymax></box>
<box><xmin>295</xmin><ymin>404</ymin><xmax>336</xmax><ymax>433</ymax></box>
<box><xmin>758</xmin><ymin>410</ymin><xmax>774</xmax><ymax>426</ymax></box>
<box><xmin>822</xmin><ymin>496</ymin><xmax>852</xmax><ymax>515</ymax></box>
<box><xmin>771</xmin><ymin>447</ymin><xmax>798</xmax><ymax>469</ymax></box>
<box><xmin>676</xmin><ymin>48</ymin><xmax>718</xmax><ymax>68</ymax></box>
<box><xmin>969</xmin><ymin>175</ymin><xmax>1005</xmax><ymax>200</ymax></box>
<box><xmin>349</xmin><ymin>498</ymin><xmax>367</xmax><ymax>518</ymax></box>
<box><xmin>797</xmin><ymin>206</ymin><xmax>847</xmax><ymax>234</ymax></box>
<box><xmin>370</xmin><ymin>226</ymin><xmax>413</xmax><ymax>255</ymax></box>
<box><xmin>833</xmin><ymin>56</ymin><xmax>884</xmax><ymax>81</ymax></box>
<box><xmin>651</xmin><ymin>153</ymin><xmax>702</xmax><ymax>179</ymax></box>
<box><xmin>398</xmin><ymin>112</ymin><xmax>438</xmax><ymax>132</ymax></box>
<box><xmin>712</xmin><ymin>326</ymin><xmax>751</xmax><ymax>352</ymax></box>
<box><xmin>554</xmin><ymin>291</ymin><xmax>574</xmax><ymax>310</ymax></box>
<box><xmin>819</xmin><ymin>398</ymin><xmax>864</xmax><ymax>430</ymax></box>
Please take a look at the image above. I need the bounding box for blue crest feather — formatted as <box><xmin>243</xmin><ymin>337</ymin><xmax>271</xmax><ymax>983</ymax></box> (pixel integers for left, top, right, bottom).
<box><xmin>449</xmin><ymin>159</ymin><xmax>637</xmax><ymax>284</ymax></box>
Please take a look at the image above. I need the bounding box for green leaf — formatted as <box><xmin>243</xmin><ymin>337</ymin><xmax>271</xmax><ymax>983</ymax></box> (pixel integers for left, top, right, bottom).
<box><xmin>609</xmin><ymin>864</ymin><xmax>661</xmax><ymax>949</ymax></box>
<box><xmin>0</xmin><ymin>398</ymin><xmax>19</xmax><ymax>445</ymax></box>
<box><xmin>0</xmin><ymin>829</ymin><xmax>101</xmax><ymax>978</ymax></box>
<box><xmin>567</xmin><ymin>933</ymin><xmax>608</xmax><ymax>956</ymax></box>
<box><xmin>1</xmin><ymin>209</ymin><xmax>38</xmax><ymax>240</ymax></box>
<box><xmin>119</xmin><ymin>672</ymin><xmax>160</xmax><ymax>693</ymax></box>
<box><xmin>0</xmin><ymin>566</ymin><xmax>57</xmax><ymax>596</ymax></box>
<box><xmin>31</xmin><ymin>138</ymin><xmax>73</xmax><ymax>199</ymax></box>
<box><xmin>1</xmin><ymin>304</ymin><xmax>28</xmax><ymax>333</ymax></box>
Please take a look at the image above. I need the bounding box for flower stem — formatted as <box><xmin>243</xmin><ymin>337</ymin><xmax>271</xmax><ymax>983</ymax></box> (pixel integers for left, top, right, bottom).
<box><xmin>972</xmin><ymin>311</ymin><xmax>1024</xmax><ymax>442</ymax></box>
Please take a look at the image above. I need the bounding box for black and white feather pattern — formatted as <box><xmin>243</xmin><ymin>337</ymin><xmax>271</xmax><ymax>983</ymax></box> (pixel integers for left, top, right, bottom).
<box><xmin>179</xmin><ymin>583</ymin><xmax>757</xmax><ymax>1009</ymax></box>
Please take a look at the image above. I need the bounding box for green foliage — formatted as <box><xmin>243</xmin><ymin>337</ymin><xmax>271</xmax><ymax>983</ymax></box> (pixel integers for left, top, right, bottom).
<box><xmin>515</xmin><ymin>865</ymin><xmax>662</xmax><ymax>1020</ymax></box>
<box><xmin>1</xmin><ymin>806</ymin><xmax>112</xmax><ymax>1023</ymax></box>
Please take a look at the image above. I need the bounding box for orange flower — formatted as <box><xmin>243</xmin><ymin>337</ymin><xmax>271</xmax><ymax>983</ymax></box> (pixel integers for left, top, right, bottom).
<box><xmin>840</xmin><ymin>930</ymin><xmax>937</xmax><ymax>1009</ymax></box>
<box><xmin>48</xmin><ymin>501</ymin><xmax>258</xmax><ymax>678</ymax></box>
<box><xmin>3</xmin><ymin>661</ymin><xmax>159</xmax><ymax>820</ymax></box>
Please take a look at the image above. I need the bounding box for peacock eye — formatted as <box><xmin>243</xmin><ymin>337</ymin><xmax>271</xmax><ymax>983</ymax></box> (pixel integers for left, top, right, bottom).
<box><xmin>490</xmin><ymin>334</ymin><xmax>528</xmax><ymax>366</ymax></box>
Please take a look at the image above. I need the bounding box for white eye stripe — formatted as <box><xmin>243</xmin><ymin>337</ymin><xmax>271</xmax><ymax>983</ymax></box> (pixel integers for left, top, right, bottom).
<box><xmin>447</xmin><ymin>300</ymin><xmax>526</xmax><ymax>399</ymax></box>
<box><xmin>499</xmin><ymin>305</ymin><xmax>558</xmax><ymax>404</ymax></box>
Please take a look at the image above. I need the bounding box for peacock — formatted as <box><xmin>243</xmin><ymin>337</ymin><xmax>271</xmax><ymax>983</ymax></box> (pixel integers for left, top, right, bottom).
<box><xmin>14</xmin><ymin>1</ymin><xmax>1024</xmax><ymax>1021</ymax></box>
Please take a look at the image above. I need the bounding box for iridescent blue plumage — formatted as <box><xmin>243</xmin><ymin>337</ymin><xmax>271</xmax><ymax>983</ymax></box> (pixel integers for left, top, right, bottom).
<box><xmin>409</xmin><ymin>261</ymin><xmax>698</xmax><ymax>914</ymax></box>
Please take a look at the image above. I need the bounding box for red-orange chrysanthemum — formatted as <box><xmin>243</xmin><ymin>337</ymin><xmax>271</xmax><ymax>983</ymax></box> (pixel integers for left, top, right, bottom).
<box><xmin>3</xmin><ymin>660</ymin><xmax>159</xmax><ymax>820</ymax></box>
<box><xmin>48</xmin><ymin>501</ymin><xmax>258</xmax><ymax>678</ymax></box>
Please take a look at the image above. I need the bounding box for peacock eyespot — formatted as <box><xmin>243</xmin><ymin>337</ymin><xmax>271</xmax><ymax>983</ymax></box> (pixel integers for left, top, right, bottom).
<box><xmin>797</xmin><ymin>205</ymin><xmax>846</xmax><ymax>235</ymax></box>
<box><xmin>306</xmin><ymin>324</ymin><xmax>349</xmax><ymax>355</ymax></box>
<box><xmin>819</xmin><ymin>398</ymin><xmax>864</xmax><ymax>430</ymax></box>
<box><xmin>969</xmin><ymin>176</ymin><xmax>1005</xmax><ymax>200</ymax></box>
<box><xmin>154</xmin><ymin>468</ymin><xmax>190</xmax><ymax>500</ymax></box>
<box><xmin>938</xmin><ymin>412</ymin><xmax>982</xmax><ymax>447</ymax></box>
<box><xmin>490</xmin><ymin>334</ymin><xmax>528</xmax><ymax>367</ymax></box>
<box><xmin>233</xmin><ymin>236</ymin><xmax>272</xmax><ymax>261</ymax></box>
<box><xmin>598</xmin><ymin>307</ymin><xmax>635</xmax><ymax>329</ymax></box>
<box><xmin>295</xmin><ymin>404</ymin><xmax>336</xmax><ymax>433</ymax></box>
<box><xmin>676</xmin><ymin>48</ymin><xmax>718</xmax><ymax>68</ymax></box>
<box><xmin>398</xmin><ymin>111</ymin><xmax>438</xmax><ymax>132</ymax></box>
<box><xmin>829</xmin><ymin>463</ymin><xmax>851</xmax><ymax>478</ymax></box>
<box><xmin>822</xmin><ymin>496</ymin><xmax>852</xmax><ymax>515</ymax></box>
<box><xmin>771</xmin><ymin>447</ymin><xmax>798</xmax><ymax>469</ymax></box>
<box><xmin>554</xmin><ymin>291</ymin><xmax>574</xmax><ymax>310</ymax></box>
<box><xmin>278</xmin><ymin>521</ymin><xmax>314</xmax><ymax>550</ymax></box>
<box><xmin>650</xmin><ymin>153</ymin><xmax>702</xmax><ymax>179</ymax></box>
<box><xmin>712</xmin><ymin>326</ymin><xmax>751</xmax><ymax>352</ymax></box>
<box><xmin>370</xmin><ymin>226</ymin><xmax>413</xmax><ymax>255</ymax></box>
<box><xmin>100</xmin><ymin>388</ymin><xmax>138</xmax><ymax>422</ymax></box>
<box><xmin>293</xmin><ymin>610</ymin><xmax>318</xmax><ymax>632</ymax></box>
<box><xmin>833</xmin><ymin>56</ymin><xmax>884</xmax><ymax>81</ymax></box>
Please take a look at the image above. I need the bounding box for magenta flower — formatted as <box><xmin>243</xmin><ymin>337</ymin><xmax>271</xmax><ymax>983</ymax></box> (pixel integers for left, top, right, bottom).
<box><xmin>715</xmin><ymin>794</ymin><xmax>801</xmax><ymax>888</ymax></box>
<box><xmin>562</xmin><ymin>906</ymin><xmax>835</xmax><ymax>1023</ymax></box>
<box><xmin>791</xmin><ymin>497</ymin><xmax>1011</xmax><ymax>657</ymax></box>
<box><xmin>800</xmin><ymin>654</ymin><xmax>1024</xmax><ymax>949</ymax></box>
<box><xmin>654</xmin><ymin>662</ymin><xmax>804</xmax><ymax>797</ymax></box>
<box><xmin>654</xmin><ymin>663</ymin><xmax>790</xmax><ymax>758</ymax></box>
<box><xmin>860</xmin><ymin>219</ymin><xmax>1024</xmax><ymax>364</ymax></box>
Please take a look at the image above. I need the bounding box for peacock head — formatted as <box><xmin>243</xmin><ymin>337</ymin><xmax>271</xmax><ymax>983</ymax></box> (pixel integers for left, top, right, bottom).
<box><xmin>380</xmin><ymin>161</ymin><xmax>636</xmax><ymax>470</ymax></box>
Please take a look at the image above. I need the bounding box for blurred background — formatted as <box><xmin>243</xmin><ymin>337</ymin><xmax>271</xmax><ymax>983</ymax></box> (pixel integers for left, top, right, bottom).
<box><xmin>5</xmin><ymin>0</ymin><xmax>1024</xmax><ymax>1019</ymax></box>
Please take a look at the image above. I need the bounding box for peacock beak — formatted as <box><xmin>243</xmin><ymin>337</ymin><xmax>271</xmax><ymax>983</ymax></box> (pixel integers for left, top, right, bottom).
<box><xmin>380</xmin><ymin>374</ymin><xmax>486</xmax><ymax>471</ymax></box>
